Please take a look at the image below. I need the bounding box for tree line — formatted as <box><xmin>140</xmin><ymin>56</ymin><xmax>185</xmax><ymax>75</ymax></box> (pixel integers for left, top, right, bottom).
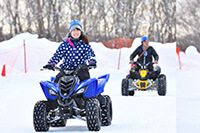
<box><xmin>0</xmin><ymin>0</ymin><xmax>176</xmax><ymax>43</ymax></box>
<box><xmin>177</xmin><ymin>0</ymin><xmax>200</xmax><ymax>52</ymax></box>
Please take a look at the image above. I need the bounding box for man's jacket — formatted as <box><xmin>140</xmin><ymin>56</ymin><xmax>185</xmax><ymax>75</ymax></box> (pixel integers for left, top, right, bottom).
<box><xmin>130</xmin><ymin>45</ymin><xmax>158</xmax><ymax>64</ymax></box>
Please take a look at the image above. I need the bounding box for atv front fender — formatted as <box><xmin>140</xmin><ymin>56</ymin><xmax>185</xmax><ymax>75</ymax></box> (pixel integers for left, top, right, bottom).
<box><xmin>40</xmin><ymin>81</ymin><xmax>58</xmax><ymax>100</ymax></box>
<box><xmin>97</xmin><ymin>74</ymin><xmax>110</xmax><ymax>95</ymax></box>
<box><xmin>76</xmin><ymin>78</ymin><xmax>98</xmax><ymax>98</ymax></box>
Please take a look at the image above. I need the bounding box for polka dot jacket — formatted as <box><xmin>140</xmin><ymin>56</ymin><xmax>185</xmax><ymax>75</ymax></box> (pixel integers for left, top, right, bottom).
<box><xmin>48</xmin><ymin>38</ymin><xmax>96</xmax><ymax>70</ymax></box>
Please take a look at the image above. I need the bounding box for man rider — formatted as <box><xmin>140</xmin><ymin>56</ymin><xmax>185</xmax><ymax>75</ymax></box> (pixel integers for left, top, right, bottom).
<box><xmin>129</xmin><ymin>36</ymin><xmax>160</xmax><ymax>80</ymax></box>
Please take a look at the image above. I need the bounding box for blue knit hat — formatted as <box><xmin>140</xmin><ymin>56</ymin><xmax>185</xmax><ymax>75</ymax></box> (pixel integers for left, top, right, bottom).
<box><xmin>69</xmin><ymin>20</ymin><xmax>82</xmax><ymax>33</ymax></box>
<box><xmin>141</xmin><ymin>36</ymin><xmax>149</xmax><ymax>42</ymax></box>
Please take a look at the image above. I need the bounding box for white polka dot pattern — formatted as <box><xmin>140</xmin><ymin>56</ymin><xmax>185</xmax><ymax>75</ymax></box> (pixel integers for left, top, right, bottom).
<box><xmin>48</xmin><ymin>39</ymin><xmax>96</xmax><ymax>69</ymax></box>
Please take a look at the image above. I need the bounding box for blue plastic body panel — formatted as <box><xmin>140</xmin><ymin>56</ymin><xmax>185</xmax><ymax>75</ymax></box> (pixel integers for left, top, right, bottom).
<box><xmin>81</xmin><ymin>78</ymin><xmax>98</xmax><ymax>98</ymax></box>
<box><xmin>40</xmin><ymin>81</ymin><xmax>58</xmax><ymax>100</ymax></box>
<box><xmin>40</xmin><ymin>74</ymin><xmax>110</xmax><ymax>100</ymax></box>
<box><xmin>97</xmin><ymin>74</ymin><xmax>110</xmax><ymax>95</ymax></box>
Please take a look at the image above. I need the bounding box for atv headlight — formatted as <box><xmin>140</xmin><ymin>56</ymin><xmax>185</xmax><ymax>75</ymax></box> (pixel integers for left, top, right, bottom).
<box><xmin>49</xmin><ymin>89</ymin><xmax>57</xmax><ymax>95</ymax></box>
<box><xmin>48</xmin><ymin>88</ymin><xmax>57</xmax><ymax>96</ymax></box>
<box><xmin>76</xmin><ymin>88</ymin><xmax>85</xmax><ymax>94</ymax></box>
<box><xmin>140</xmin><ymin>70</ymin><xmax>147</xmax><ymax>78</ymax></box>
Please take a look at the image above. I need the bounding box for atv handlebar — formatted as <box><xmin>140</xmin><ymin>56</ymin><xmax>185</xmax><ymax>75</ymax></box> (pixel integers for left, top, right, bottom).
<box><xmin>129</xmin><ymin>61</ymin><xmax>154</xmax><ymax>67</ymax></box>
<box><xmin>41</xmin><ymin>64</ymin><xmax>95</xmax><ymax>76</ymax></box>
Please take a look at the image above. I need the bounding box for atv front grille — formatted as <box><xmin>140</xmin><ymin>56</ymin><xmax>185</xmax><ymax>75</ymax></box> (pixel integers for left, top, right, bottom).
<box><xmin>137</xmin><ymin>81</ymin><xmax>148</xmax><ymax>89</ymax></box>
<box><xmin>59</xmin><ymin>76</ymin><xmax>77</xmax><ymax>97</ymax></box>
<box><xmin>140</xmin><ymin>82</ymin><xmax>146</xmax><ymax>88</ymax></box>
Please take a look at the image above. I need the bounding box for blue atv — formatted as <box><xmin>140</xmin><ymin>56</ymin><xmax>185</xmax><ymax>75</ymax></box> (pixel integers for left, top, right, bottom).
<box><xmin>33</xmin><ymin>65</ymin><xmax>112</xmax><ymax>131</ymax></box>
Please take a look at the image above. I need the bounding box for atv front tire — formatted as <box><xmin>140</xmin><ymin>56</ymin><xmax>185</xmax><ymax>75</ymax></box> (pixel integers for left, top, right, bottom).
<box><xmin>129</xmin><ymin>90</ymin><xmax>135</xmax><ymax>96</ymax></box>
<box><xmin>157</xmin><ymin>74</ymin><xmax>167</xmax><ymax>96</ymax></box>
<box><xmin>51</xmin><ymin>119</ymin><xmax>67</xmax><ymax>127</ymax></box>
<box><xmin>122</xmin><ymin>78</ymin><xmax>129</xmax><ymax>96</ymax></box>
<box><xmin>33</xmin><ymin>101</ymin><xmax>50</xmax><ymax>132</ymax></box>
<box><xmin>86</xmin><ymin>98</ymin><xmax>101</xmax><ymax>131</ymax></box>
<box><xmin>101</xmin><ymin>95</ymin><xmax>112</xmax><ymax>126</ymax></box>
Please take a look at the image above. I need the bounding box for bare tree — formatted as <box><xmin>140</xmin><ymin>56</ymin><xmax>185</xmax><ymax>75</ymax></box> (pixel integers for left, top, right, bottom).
<box><xmin>177</xmin><ymin>0</ymin><xmax>200</xmax><ymax>52</ymax></box>
<box><xmin>0</xmin><ymin>0</ymin><xmax>176</xmax><ymax>43</ymax></box>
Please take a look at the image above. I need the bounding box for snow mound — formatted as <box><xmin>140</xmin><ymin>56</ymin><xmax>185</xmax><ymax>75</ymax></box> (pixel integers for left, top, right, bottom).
<box><xmin>0</xmin><ymin>33</ymin><xmax>178</xmax><ymax>74</ymax></box>
<box><xmin>179</xmin><ymin>46</ymin><xmax>200</xmax><ymax>70</ymax></box>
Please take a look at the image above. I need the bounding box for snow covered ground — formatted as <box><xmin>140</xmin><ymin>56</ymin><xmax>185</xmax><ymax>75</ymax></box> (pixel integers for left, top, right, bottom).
<box><xmin>176</xmin><ymin>46</ymin><xmax>200</xmax><ymax>133</ymax></box>
<box><xmin>0</xmin><ymin>68</ymin><xmax>176</xmax><ymax>133</ymax></box>
<box><xmin>0</xmin><ymin>33</ymin><xmax>199</xmax><ymax>133</ymax></box>
<box><xmin>177</xmin><ymin>70</ymin><xmax>200</xmax><ymax>133</ymax></box>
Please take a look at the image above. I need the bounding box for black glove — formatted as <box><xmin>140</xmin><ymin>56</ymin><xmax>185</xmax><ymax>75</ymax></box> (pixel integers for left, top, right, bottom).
<box><xmin>89</xmin><ymin>62</ymin><xmax>97</xmax><ymax>68</ymax></box>
<box><xmin>43</xmin><ymin>63</ymin><xmax>55</xmax><ymax>70</ymax></box>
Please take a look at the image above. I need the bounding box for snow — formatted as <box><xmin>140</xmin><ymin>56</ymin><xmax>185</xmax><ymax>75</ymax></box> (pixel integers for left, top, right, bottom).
<box><xmin>177</xmin><ymin>70</ymin><xmax>200</xmax><ymax>133</ymax></box>
<box><xmin>0</xmin><ymin>33</ymin><xmax>199</xmax><ymax>133</ymax></box>
<box><xmin>176</xmin><ymin>45</ymin><xmax>200</xmax><ymax>133</ymax></box>
<box><xmin>179</xmin><ymin>46</ymin><xmax>200</xmax><ymax>70</ymax></box>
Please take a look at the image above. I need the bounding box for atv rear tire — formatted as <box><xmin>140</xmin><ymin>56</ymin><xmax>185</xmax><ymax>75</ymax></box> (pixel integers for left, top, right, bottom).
<box><xmin>51</xmin><ymin>119</ymin><xmax>67</xmax><ymax>127</ymax></box>
<box><xmin>122</xmin><ymin>78</ymin><xmax>129</xmax><ymax>96</ymax></box>
<box><xmin>33</xmin><ymin>101</ymin><xmax>50</xmax><ymax>132</ymax></box>
<box><xmin>101</xmin><ymin>95</ymin><xmax>112</xmax><ymax>126</ymax></box>
<box><xmin>129</xmin><ymin>90</ymin><xmax>135</xmax><ymax>96</ymax></box>
<box><xmin>157</xmin><ymin>74</ymin><xmax>167</xmax><ymax>96</ymax></box>
<box><xmin>86</xmin><ymin>98</ymin><xmax>101</xmax><ymax>131</ymax></box>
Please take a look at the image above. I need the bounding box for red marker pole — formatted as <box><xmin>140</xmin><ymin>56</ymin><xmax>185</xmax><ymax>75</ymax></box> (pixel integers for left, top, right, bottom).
<box><xmin>24</xmin><ymin>40</ymin><xmax>27</xmax><ymax>73</ymax></box>
<box><xmin>176</xmin><ymin>47</ymin><xmax>181</xmax><ymax>70</ymax></box>
<box><xmin>1</xmin><ymin>64</ymin><xmax>6</xmax><ymax>76</ymax></box>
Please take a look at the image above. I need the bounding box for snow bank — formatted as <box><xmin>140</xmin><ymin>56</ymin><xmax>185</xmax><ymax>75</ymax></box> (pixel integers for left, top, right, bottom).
<box><xmin>0</xmin><ymin>33</ymin><xmax>178</xmax><ymax>74</ymax></box>
<box><xmin>179</xmin><ymin>46</ymin><xmax>200</xmax><ymax>70</ymax></box>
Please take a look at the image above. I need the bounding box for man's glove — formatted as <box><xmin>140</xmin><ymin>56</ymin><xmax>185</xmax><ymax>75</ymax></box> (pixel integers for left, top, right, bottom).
<box><xmin>154</xmin><ymin>61</ymin><xmax>158</xmax><ymax>64</ymax></box>
<box><xmin>129</xmin><ymin>60</ymin><xmax>134</xmax><ymax>64</ymax></box>
<box><xmin>89</xmin><ymin>61</ymin><xmax>97</xmax><ymax>68</ymax></box>
<box><xmin>43</xmin><ymin>63</ymin><xmax>55</xmax><ymax>70</ymax></box>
